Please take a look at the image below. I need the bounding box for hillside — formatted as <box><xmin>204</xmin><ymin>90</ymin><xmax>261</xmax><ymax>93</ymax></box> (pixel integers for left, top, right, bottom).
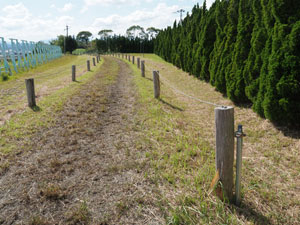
<box><xmin>0</xmin><ymin>54</ymin><xmax>299</xmax><ymax>224</ymax></box>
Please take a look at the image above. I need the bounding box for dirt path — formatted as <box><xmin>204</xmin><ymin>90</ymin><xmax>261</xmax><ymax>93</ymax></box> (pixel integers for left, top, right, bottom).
<box><xmin>0</xmin><ymin>57</ymin><xmax>164</xmax><ymax>224</ymax></box>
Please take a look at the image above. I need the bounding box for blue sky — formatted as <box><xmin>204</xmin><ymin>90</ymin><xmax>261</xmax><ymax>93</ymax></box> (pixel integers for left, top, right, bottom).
<box><xmin>0</xmin><ymin>0</ymin><xmax>215</xmax><ymax>42</ymax></box>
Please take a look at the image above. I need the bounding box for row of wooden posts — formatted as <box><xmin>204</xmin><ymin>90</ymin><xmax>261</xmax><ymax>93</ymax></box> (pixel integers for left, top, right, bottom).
<box><xmin>24</xmin><ymin>52</ymin><xmax>244</xmax><ymax>204</ymax></box>
<box><xmin>111</xmin><ymin>53</ymin><xmax>245</xmax><ymax>205</ymax></box>
<box><xmin>25</xmin><ymin>55</ymin><xmax>101</xmax><ymax>108</ymax></box>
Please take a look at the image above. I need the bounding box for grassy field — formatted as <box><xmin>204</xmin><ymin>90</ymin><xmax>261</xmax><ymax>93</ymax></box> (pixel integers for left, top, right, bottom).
<box><xmin>121</xmin><ymin>53</ymin><xmax>300</xmax><ymax>224</ymax></box>
<box><xmin>0</xmin><ymin>55</ymin><xmax>103</xmax><ymax>157</ymax></box>
<box><xmin>0</xmin><ymin>53</ymin><xmax>299</xmax><ymax>224</ymax></box>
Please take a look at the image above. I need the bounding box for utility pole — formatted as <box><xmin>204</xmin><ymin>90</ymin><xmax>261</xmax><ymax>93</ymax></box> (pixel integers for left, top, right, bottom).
<box><xmin>64</xmin><ymin>25</ymin><xmax>69</xmax><ymax>54</ymax></box>
<box><xmin>175</xmin><ymin>9</ymin><xmax>185</xmax><ymax>24</ymax></box>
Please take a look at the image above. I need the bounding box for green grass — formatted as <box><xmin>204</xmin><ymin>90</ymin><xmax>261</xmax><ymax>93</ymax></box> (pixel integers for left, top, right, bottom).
<box><xmin>0</xmin><ymin>55</ymin><xmax>95</xmax><ymax>126</ymax></box>
<box><xmin>0</xmin><ymin>57</ymin><xmax>104</xmax><ymax>156</ymax></box>
<box><xmin>0</xmin><ymin>55</ymin><xmax>77</xmax><ymax>83</ymax></box>
<box><xmin>129</xmin><ymin>53</ymin><xmax>166</xmax><ymax>63</ymax></box>
<box><xmin>119</xmin><ymin>54</ymin><xmax>300</xmax><ymax>225</ymax></box>
<box><xmin>119</xmin><ymin>56</ymin><xmax>242</xmax><ymax>224</ymax></box>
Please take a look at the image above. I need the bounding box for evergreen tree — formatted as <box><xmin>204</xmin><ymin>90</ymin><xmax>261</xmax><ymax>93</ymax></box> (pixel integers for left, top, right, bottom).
<box><xmin>209</xmin><ymin>0</ymin><xmax>229</xmax><ymax>91</ymax></box>
<box><xmin>227</xmin><ymin>0</ymin><xmax>254</xmax><ymax>102</ymax></box>
<box><xmin>154</xmin><ymin>0</ymin><xmax>300</xmax><ymax>126</ymax></box>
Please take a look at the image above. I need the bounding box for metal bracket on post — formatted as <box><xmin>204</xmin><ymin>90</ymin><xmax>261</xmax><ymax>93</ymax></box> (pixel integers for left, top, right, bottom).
<box><xmin>235</xmin><ymin>124</ymin><xmax>245</xmax><ymax>206</ymax></box>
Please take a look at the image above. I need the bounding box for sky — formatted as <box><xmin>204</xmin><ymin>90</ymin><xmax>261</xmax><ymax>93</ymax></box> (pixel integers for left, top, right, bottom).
<box><xmin>0</xmin><ymin>0</ymin><xmax>215</xmax><ymax>42</ymax></box>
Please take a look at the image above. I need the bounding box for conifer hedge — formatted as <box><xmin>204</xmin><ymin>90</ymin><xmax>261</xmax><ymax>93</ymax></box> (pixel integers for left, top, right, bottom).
<box><xmin>154</xmin><ymin>0</ymin><xmax>300</xmax><ymax>126</ymax></box>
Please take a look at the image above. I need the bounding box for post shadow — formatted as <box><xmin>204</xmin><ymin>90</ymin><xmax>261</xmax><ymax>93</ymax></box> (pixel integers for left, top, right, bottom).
<box><xmin>159</xmin><ymin>98</ymin><xmax>183</xmax><ymax>111</ymax></box>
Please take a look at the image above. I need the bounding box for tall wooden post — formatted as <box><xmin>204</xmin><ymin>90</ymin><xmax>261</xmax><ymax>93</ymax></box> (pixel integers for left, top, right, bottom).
<box><xmin>72</xmin><ymin>65</ymin><xmax>76</xmax><ymax>81</ymax></box>
<box><xmin>129</xmin><ymin>55</ymin><xmax>131</xmax><ymax>62</ymax></box>
<box><xmin>132</xmin><ymin>56</ymin><xmax>135</xmax><ymax>64</ymax></box>
<box><xmin>153</xmin><ymin>71</ymin><xmax>160</xmax><ymax>99</ymax></box>
<box><xmin>215</xmin><ymin>106</ymin><xmax>234</xmax><ymax>201</ymax></box>
<box><xmin>137</xmin><ymin>58</ymin><xmax>140</xmax><ymax>69</ymax></box>
<box><xmin>141</xmin><ymin>60</ymin><xmax>145</xmax><ymax>77</ymax></box>
<box><xmin>87</xmin><ymin>60</ymin><xmax>90</xmax><ymax>71</ymax></box>
<box><xmin>93</xmin><ymin>58</ymin><xmax>96</xmax><ymax>66</ymax></box>
<box><xmin>25</xmin><ymin>78</ymin><xmax>36</xmax><ymax>108</ymax></box>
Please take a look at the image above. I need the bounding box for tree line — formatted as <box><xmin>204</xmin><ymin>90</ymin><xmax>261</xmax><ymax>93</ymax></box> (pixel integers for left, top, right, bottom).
<box><xmin>154</xmin><ymin>0</ymin><xmax>300</xmax><ymax>126</ymax></box>
<box><xmin>50</xmin><ymin>25</ymin><xmax>159</xmax><ymax>54</ymax></box>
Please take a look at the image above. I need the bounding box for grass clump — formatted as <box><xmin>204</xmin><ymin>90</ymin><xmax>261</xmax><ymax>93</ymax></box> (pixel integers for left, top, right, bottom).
<box><xmin>66</xmin><ymin>201</ymin><xmax>91</xmax><ymax>225</ymax></box>
<box><xmin>28</xmin><ymin>216</ymin><xmax>50</xmax><ymax>225</ymax></box>
<box><xmin>39</xmin><ymin>183</ymin><xmax>65</xmax><ymax>200</ymax></box>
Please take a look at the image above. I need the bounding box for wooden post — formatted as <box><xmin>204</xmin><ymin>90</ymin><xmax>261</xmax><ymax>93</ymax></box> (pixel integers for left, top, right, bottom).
<box><xmin>132</xmin><ymin>56</ymin><xmax>135</xmax><ymax>64</ymax></box>
<box><xmin>129</xmin><ymin>55</ymin><xmax>131</xmax><ymax>62</ymax></box>
<box><xmin>141</xmin><ymin>60</ymin><xmax>145</xmax><ymax>77</ymax></box>
<box><xmin>153</xmin><ymin>71</ymin><xmax>160</xmax><ymax>99</ymax></box>
<box><xmin>93</xmin><ymin>58</ymin><xmax>96</xmax><ymax>66</ymax></box>
<box><xmin>137</xmin><ymin>58</ymin><xmax>140</xmax><ymax>69</ymax></box>
<box><xmin>126</xmin><ymin>54</ymin><xmax>127</xmax><ymax>60</ymax></box>
<box><xmin>87</xmin><ymin>60</ymin><xmax>90</xmax><ymax>71</ymax></box>
<box><xmin>72</xmin><ymin>65</ymin><xmax>76</xmax><ymax>81</ymax></box>
<box><xmin>25</xmin><ymin>78</ymin><xmax>36</xmax><ymax>108</ymax></box>
<box><xmin>215</xmin><ymin>106</ymin><xmax>234</xmax><ymax>201</ymax></box>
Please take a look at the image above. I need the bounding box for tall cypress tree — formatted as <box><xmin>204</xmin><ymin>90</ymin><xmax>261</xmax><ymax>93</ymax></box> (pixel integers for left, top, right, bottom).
<box><xmin>198</xmin><ymin>1</ymin><xmax>217</xmax><ymax>81</ymax></box>
<box><xmin>209</xmin><ymin>0</ymin><xmax>229</xmax><ymax>91</ymax></box>
<box><xmin>243</xmin><ymin>0</ymin><xmax>267</xmax><ymax>103</ymax></box>
<box><xmin>227</xmin><ymin>0</ymin><xmax>254</xmax><ymax>103</ymax></box>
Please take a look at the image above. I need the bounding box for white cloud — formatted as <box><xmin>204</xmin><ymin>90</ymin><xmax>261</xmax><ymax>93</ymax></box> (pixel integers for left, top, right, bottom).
<box><xmin>0</xmin><ymin>3</ymin><xmax>74</xmax><ymax>42</ymax></box>
<box><xmin>51</xmin><ymin>3</ymin><xmax>73</xmax><ymax>13</ymax></box>
<box><xmin>58</xmin><ymin>3</ymin><xmax>73</xmax><ymax>12</ymax></box>
<box><xmin>205</xmin><ymin>0</ymin><xmax>215</xmax><ymax>8</ymax></box>
<box><xmin>81</xmin><ymin>0</ymin><xmax>138</xmax><ymax>13</ymax></box>
<box><xmin>88</xmin><ymin>3</ymin><xmax>179</xmax><ymax>36</ymax></box>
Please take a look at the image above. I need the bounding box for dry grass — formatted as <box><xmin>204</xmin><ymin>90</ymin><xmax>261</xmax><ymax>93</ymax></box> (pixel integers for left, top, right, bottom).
<box><xmin>0</xmin><ymin>55</ymin><xmax>94</xmax><ymax>127</ymax></box>
<box><xmin>1</xmin><ymin>52</ymin><xmax>298</xmax><ymax>224</ymax></box>
<box><xmin>124</xmin><ymin>53</ymin><xmax>300</xmax><ymax>224</ymax></box>
<box><xmin>66</xmin><ymin>201</ymin><xmax>91</xmax><ymax>224</ymax></box>
<box><xmin>0</xmin><ymin>56</ymin><xmax>164</xmax><ymax>224</ymax></box>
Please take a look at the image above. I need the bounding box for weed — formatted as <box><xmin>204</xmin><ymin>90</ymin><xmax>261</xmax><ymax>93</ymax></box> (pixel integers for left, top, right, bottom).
<box><xmin>28</xmin><ymin>215</ymin><xmax>50</xmax><ymax>225</ymax></box>
<box><xmin>0</xmin><ymin>161</ymin><xmax>9</xmax><ymax>175</ymax></box>
<box><xmin>66</xmin><ymin>201</ymin><xmax>91</xmax><ymax>225</ymax></box>
<box><xmin>116</xmin><ymin>200</ymin><xmax>129</xmax><ymax>215</ymax></box>
<box><xmin>39</xmin><ymin>183</ymin><xmax>65</xmax><ymax>200</ymax></box>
